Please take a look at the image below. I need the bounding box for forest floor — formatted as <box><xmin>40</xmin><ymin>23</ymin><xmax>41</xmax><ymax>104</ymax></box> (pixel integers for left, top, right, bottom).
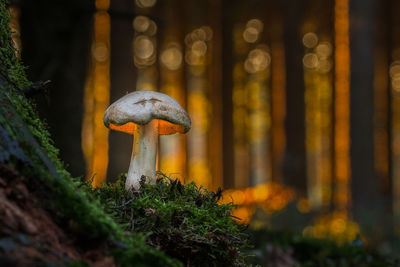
<box><xmin>0</xmin><ymin>164</ymin><xmax>114</xmax><ymax>266</ymax></box>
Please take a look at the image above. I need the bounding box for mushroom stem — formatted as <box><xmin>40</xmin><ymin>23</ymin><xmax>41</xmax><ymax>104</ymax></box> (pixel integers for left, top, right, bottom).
<box><xmin>125</xmin><ymin>120</ymin><xmax>159</xmax><ymax>190</ymax></box>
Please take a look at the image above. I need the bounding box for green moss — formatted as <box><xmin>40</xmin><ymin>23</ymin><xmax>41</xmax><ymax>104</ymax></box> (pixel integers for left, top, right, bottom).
<box><xmin>86</xmin><ymin>175</ymin><xmax>250</xmax><ymax>266</ymax></box>
<box><xmin>0</xmin><ymin>0</ymin><xmax>30</xmax><ymax>89</ymax></box>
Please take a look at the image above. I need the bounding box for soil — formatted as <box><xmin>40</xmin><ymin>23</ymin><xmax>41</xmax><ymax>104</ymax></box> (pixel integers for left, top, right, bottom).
<box><xmin>0</xmin><ymin>164</ymin><xmax>115</xmax><ymax>267</ymax></box>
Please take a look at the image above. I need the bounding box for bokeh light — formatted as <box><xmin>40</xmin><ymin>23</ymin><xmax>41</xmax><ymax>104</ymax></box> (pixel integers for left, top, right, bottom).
<box><xmin>303</xmin><ymin>212</ymin><xmax>360</xmax><ymax>244</ymax></box>
<box><xmin>221</xmin><ymin>182</ymin><xmax>295</xmax><ymax>222</ymax></box>
<box><xmin>133</xmin><ymin>16</ymin><xmax>157</xmax><ymax>36</ymax></box>
<box><xmin>134</xmin><ymin>35</ymin><xmax>154</xmax><ymax>59</ymax></box>
<box><xmin>133</xmin><ymin>16</ymin><xmax>150</xmax><ymax>32</ymax></box>
<box><xmin>247</xmin><ymin>19</ymin><xmax>263</xmax><ymax>33</ymax></box>
<box><xmin>244</xmin><ymin>48</ymin><xmax>271</xmax><ymax>73</ymax></box>
<box><xmin>92</xmin><ymin>42</ymin><xmax>109</xmax><ymax>62</ymax></box>
<box><xmin>133</xmin><ymin>35</ymin><xmax>156</xmax><ymax>67</ymax></box>
<box><xmin>243</xmin><ymin>18</ymin><xmax>263</xmax><ymax>43</ymax></box>
<box><xmin>390</xmin><ymin>61</ymin><xmax>400</xmax><ymax>92</ymax></box>
<box><xmin>303</xmin><ymin>32</ymin><xmax>318</xmax><ymax>48</ymax></box>
<box><xmin>135</xmin><ymin>0</ymin><xmax>156</xmax><ymax>8</ymax></box>
<box><xmin>192</xmin><ymin>40</ymin><xmax>207</xmax><ymax>57</ymax></box>
<box><xmin>243</xmin><ymin>27</ymin><xmax>259</xmax><ymax>43</ymax></box>
<box><xmin>316</xmin><ymin>41</ymin><xmax>332</xmax><ymax>58</ymax></box>
<box><xmin>160</xmin><ymin>43</ymin><xmax>183</xmax><ymax>71</ymax></box>
<box><xmin>303</xmin><ymin>53</ymin><xmax>318</xmax><ymax>69</ymax></box>
<box><xmin>185</xmin><ymin>28</ymin><xmax>211</xmax><ymax>67</ymax></box>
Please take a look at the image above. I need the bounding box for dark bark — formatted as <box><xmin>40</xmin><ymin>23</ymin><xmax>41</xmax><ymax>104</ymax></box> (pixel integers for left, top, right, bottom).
<box><xmin>221</xmin><ymin>0</ymin><xmax>235</xmax><ymax>188</ymax></box>
<box><xmin>280</xmin><ymin>0</ymin><xmax>307</xmax><ymax>194</ymax></box>
<box><xmin>349</xmin><ymin>0</ymin><xmax>383</xmax><ymax>233</ymax></box>
<box><xmin>374</xmin><ymin>0</ymin><xmax>391</xmax><ymax>199</ymax></box>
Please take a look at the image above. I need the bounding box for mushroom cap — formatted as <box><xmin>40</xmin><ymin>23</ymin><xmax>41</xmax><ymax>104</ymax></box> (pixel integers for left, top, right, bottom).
<box><xmin>104</xmin><ymin>90</ymin><xmax>191</xmax><ymax>135</ymax></box>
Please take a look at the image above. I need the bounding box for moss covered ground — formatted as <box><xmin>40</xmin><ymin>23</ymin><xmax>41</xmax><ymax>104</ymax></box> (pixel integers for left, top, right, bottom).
<box><xmin>83</xmin><ymin>174</ymin><xmax>250</xmax><ymax>266</ymax></box>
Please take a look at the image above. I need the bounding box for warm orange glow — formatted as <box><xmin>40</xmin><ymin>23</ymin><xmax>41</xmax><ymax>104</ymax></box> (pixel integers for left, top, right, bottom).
<box><xmin>303</xmin><ymin>211</ymin><xmax>360</xmax><ymax>244</ymax></box>
<box><xmin>82</xmin><ymin>1</ymin><xmax>110</xmax><ymax>187</ymax></box>
<box><xmin>334</xmin><ymin>0</ymin><xmax>351</xmax><ymax>213</ymax></box>
<box><xmin>8</xmin><ymin>6</ymin><xmax>21</xmax><ymax>58</ymax></box>
<box><xmin>220</xmin><ymin>182</ymin><xmax>296</xmax><ymax>222</ymax></box>
<box><xmin>108</xmin><ymin>120</ymin><xmax>185</xmax><ymax>135</ymax></box>
<box><xmin>95</xmin><ymin>0</ymin><xmax>110</xmax><ymax>10</ymax></box>
<box><xmin>297</xmin><ymin>198</ymin><xmax>311</xmax><ymax>213</ymax></box>
<box><xmin>231</xmin><ymin>206</ymin><xmax>254</xmax><ymax>224</ymax></box>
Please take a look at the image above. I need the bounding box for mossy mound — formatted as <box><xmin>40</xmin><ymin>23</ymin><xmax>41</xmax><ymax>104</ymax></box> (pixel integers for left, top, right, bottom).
<box><xmin>84</xmin><ymin>174</ymin><xmax>250</xmax><ymax>266</ymax></box>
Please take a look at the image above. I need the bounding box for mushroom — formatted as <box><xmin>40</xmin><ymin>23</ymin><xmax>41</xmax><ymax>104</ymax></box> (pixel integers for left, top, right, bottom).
<box><xmin>103</xmin><ymin>90</ymin><xmax>191</xmax><ymax>190</ymax></box>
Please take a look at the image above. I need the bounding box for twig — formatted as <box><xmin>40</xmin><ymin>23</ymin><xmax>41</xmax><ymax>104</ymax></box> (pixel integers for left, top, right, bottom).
<box><xmin>228</xmin><ymin>214</ymin><xmax>242</xmax><ymax>220</ymax></box>
<box><xmin>111</xmin><ymin>198</ymin><xmax>134</xmax><ymax>209</ymax></box>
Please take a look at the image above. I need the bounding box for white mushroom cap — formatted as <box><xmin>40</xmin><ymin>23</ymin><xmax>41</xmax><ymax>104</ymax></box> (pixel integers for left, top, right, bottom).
<box><xmin>104</xmin><ymin>90</ymin><xmax>191</xmax><ymax>135</ymax></box>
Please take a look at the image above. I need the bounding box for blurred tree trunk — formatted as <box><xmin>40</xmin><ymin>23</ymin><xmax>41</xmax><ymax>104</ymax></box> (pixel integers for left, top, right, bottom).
<box><xmin>207</xmin><ymin>0</ymin><xmax>224</xmax><ymax>190</ymax></box>
<box><xmin>389</xmin><ymin>0</ymin><xmax>400</xmax><ymax>238</ymax></box>
<box><xmin>221</xmin><ymin>0</ymin><xmax>235</xmax><ymax>188</ymax></box>
<box><xmin>349</xmin><ymin>0</ymin><xmax>381</xmax><ymax>231</ymax></box>
<box><xmin>107</xmin><ymin>0</ymin><xmax>136</xmax><ymax>181</ymax></box>
<box><xmin>373</xmin><ymin>0</ymin><xmax>391</xmax><ymax>202</ymax></box>
<box><xmin>266</xmin><ymin>1</ymin><xmax>285</xmax><ymax>183</ymax></box>
<box><xmin>373</xmin><ymin>0</ymin><xmax>393</xmax><ymax>239</ymax></box>
<box><xmin>19</xmin><ymin>0</ymin><xmax>92</xmax><ymax>177</ymax></box>
<box><xmin>280</xmin><ymin>0</ymin><xmax>307</xmax><ymax>194</ymax></box>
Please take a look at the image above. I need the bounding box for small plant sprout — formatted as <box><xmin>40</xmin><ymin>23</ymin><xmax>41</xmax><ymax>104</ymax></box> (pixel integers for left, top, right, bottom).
<box><xmin>103</xmin><ymin>90</ymin><xmax>191</xmax><ymax>190</ymax></box>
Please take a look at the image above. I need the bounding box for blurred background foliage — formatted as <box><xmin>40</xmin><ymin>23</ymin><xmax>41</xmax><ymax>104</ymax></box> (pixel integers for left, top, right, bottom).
<box><xmin>8</xmin><ymin>0</ymin><xmax>400</xmax><ymax>257</ymax></box>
